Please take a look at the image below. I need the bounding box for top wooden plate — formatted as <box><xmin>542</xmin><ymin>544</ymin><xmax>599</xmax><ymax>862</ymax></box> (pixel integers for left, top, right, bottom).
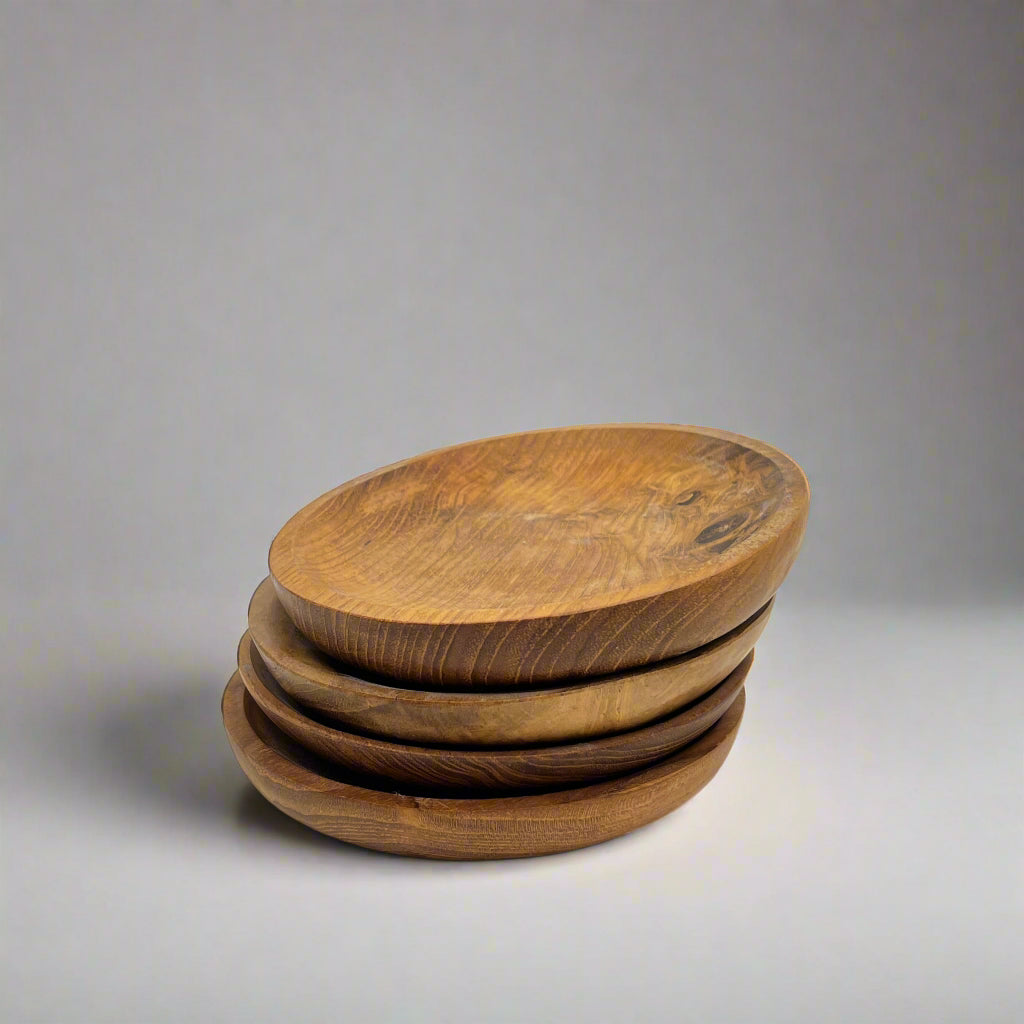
<box><xmin>270</xmin><ymin>424</ymin><xmax>809</xmax><ymax>687</ymax></box>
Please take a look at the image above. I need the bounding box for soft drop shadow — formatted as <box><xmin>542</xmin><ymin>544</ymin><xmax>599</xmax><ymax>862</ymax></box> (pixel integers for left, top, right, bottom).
<box><xmin>94</xmin><ymin>678</ymin><xmax>239</xmax><ymax>821</ymax></box>
<box><xmin>74</xmin><ymin>673</ymin><xmax>409</xmax><ymax>864</ymax></box>
<box><xmin>65</xmin><ymin>669</ymin><xmax>688</xmax><ymax>873</ymax></box>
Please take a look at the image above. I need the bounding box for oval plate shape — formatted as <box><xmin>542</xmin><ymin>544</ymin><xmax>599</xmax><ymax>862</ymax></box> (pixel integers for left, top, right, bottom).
<box><xmin>222</xmin><ymin>671</ymin><xmax>746</xmax><ymax>860</ymax></box>
<box><xmin>248</xmin><ymin>576</ymin><xmax>771</xmax><ymax>746</ymax></box>
<box><xmin>237</xmin><ymin>631</ymin><xmax>750</xmax><ymax>793</ymax></box>
<box><xmin>269</xmin><ymin>424</ymin><xmax>808</xmax><ymax>687</ymax></box>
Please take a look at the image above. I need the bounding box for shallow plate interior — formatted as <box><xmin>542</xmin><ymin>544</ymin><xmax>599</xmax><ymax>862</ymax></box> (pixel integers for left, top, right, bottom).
<box><xmin>270</xmin><ymin>424</ymin><xmax>808</xmax><ymax>625</ymax></box>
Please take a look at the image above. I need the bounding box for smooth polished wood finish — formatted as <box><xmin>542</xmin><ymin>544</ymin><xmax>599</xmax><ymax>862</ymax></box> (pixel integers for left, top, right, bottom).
<box><xmin>269</xmin><ymin>424</ymin><xmax>808</xmax><ymax>687</ymax></box>
<box><xmin>222</xmin><ymin>671</ymin><xmax>745</xmax><ymax>859</ymax></box>
<box><xmin>248</xmin><ymin>575</ymin><xmax>771</xmax><ymax>745</ymax></box>
<box><xmin>237</xmin><ymin>630</ymin><xmax>750</xmax><ymax>793</ymax></box>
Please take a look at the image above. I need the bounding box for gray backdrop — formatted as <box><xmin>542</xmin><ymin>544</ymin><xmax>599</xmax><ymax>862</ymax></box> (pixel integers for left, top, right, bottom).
<box><xmin>3</xmin><ymin>4</ymin><xmax>1022</xmax><ymax>1023</ymax></box>
<box><xmin>5</xmin><ymin>2</ymin><xmax>1021</xmax><ymax>604</ymax></box>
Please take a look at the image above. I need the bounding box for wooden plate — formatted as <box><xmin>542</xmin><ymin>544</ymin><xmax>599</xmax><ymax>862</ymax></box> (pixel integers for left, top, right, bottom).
<box><xmin>269</xmin><ymin>424</ymin><xmax>808</xmax><ymax>687</ymax></box>
<box><xmin>248</xmin><ymin>575</ymin><xmax>771</xmax><ymax>745</ymax></box>
<box><xmin>237</xmin><ymin>630</ymin><xmax>750</xmax><ymax>793</ymax></box>
<box><xmin>222</xmin><ymin>671</ymin><xmax>746</xmax><ymax>859</ymax></box>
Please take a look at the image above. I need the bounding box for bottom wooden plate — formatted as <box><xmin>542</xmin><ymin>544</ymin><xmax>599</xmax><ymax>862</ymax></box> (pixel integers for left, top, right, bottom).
<box><xmin>222</xmin><ymin>671</ymin><xmax>745</xmax><ymax>860</ymax></box>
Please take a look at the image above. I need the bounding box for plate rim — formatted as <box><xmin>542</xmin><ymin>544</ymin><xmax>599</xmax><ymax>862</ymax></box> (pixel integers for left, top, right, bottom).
<box><xmin>236</xmin><ymin>628</ymin><xmax>750</xmax><ymax>790</ymax></box>
<box><xmin>268</xmin><ymin>422</ymin><xmax>810</xmax><ymax>627</ymax></box>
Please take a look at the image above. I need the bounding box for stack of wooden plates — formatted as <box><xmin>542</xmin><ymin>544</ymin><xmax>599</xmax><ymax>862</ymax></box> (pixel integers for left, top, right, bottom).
<box><xmin>223</xmin><ymin>424</ymin><xmax>809</xmax><ymax>859</ymax></box>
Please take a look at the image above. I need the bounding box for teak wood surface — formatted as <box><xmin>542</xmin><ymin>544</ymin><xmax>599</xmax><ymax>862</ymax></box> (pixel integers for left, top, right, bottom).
<box><xmin>236</xmin><ymin>630</ymin><xmax>750</xmax><ymax>793</ymax></box>
<box><xmin>269</xmin><ymin>424</ymin><xmax>808</xmax><ymax>687</ymax></box>
<box><xmin>248</xmin><ymin>575</ymin><xmax>771</xmax><ymax>746</ymax></box>
<box><xmin>222</xmin><ymin>671</ymin><xmax>745</xmax><ymax>859</ymax></box>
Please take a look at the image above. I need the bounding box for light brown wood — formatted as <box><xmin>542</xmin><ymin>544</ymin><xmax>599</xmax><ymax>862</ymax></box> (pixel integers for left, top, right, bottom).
<box><xmin>269</xmin><ymin>424</ymin><xmax>808</xmax><ymax>687</ymax></box>
<box><xmin>222</xmin><ymin>670</ymin><xmax>745</xmax><ymax>859</ymax></box>
<box><xmin>248</xmin><ymin>574</ymin><xmax>771</xmax><ymax>745</ymax></box>
<box><xmin>237</xmin><ymin>629</ymin><xmax>750</xmax><ymax>793</ymax></box>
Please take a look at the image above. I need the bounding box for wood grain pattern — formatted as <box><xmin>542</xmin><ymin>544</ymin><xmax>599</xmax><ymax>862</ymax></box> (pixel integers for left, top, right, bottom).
<box><xmin>269</xmin><ymin>424</ymin><xmax>808</xmax><ymax>687</ymax></box>
<box><xmin>237</xmin><ymin>629</ymin><xmax>750</xmax><ymax>793</ymax></box>
<box><xmin>222</xmin><ymin>670</ymin><xmax>745</xmax><ymax>859</ymax></box>
<box><xmin>248</xmin><ymin>574</ymin><xmax>771</xmax><ymax>745</ymax></box>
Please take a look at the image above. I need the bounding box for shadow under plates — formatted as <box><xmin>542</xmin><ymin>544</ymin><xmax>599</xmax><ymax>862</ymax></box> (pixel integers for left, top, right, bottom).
<box><xmin>47</xmin><ymin>669</ymin><xmax>681</xmax><ymax>871</ymax></box>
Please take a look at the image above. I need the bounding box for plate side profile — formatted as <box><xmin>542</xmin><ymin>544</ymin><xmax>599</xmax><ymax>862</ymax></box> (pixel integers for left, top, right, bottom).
<box><xmin>236</xmin><ymin>630</ymin><xmax>751</xmax><ymax>793</ymax></box>
<box><xmin>248</xmin><ymin>575</ymin><xmax>771</xmax><ymax>745</ymax></box>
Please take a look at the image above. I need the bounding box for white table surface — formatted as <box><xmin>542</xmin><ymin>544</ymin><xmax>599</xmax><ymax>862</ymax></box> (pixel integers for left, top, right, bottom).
<box><xmin>3</xmin><ymin>592</ymin><xmax>1021</xmax><ymax>1023</ymax></box>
